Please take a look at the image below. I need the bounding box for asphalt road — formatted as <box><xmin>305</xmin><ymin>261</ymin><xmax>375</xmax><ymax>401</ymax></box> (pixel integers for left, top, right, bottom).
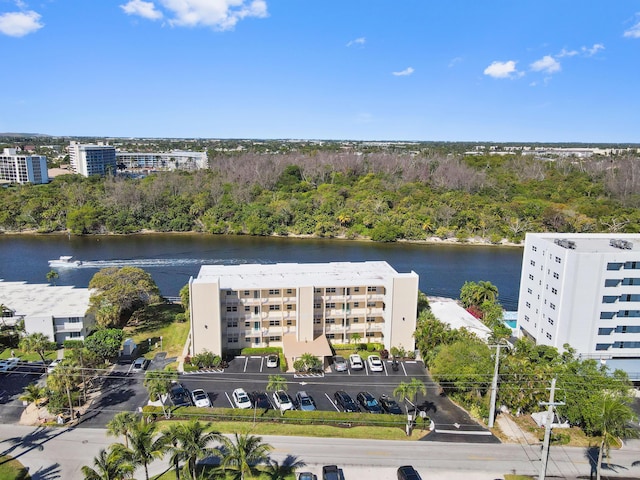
<box><xmin>2</xmin><ymin>424</ymin><xmax>640</xmax><ymax>480</ymax></box>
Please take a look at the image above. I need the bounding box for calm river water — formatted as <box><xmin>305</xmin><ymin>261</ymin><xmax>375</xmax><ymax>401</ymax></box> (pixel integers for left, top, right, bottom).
<box><xmin>0</xmin><ymin>234</ymin><xmax>523</xmax><ymax>310</ymax></box>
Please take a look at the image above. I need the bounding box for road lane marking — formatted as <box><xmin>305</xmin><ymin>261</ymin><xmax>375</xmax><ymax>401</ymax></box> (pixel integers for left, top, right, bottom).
<box><xmin>434</xmin><ymin>429</ymin><xmax>493</xmax><ymax>436</ymax></box>
<box><xmin>243</xmin><ymin>356</ymin><xmax>248</xmax><ymax>372</ymax></box>
<box><xmin>401</xmin><ymin>362</ymin><xmax>407</xmax><ymax>375</ymax></box>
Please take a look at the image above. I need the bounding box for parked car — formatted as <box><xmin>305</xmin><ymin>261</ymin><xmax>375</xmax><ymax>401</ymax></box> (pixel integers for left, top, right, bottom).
<box><xmin>349</xmin><ymin>353</ymin><xmax>364</xmax><ymax>370</ymax></box>
<box><xmin>379</xmin><ymin>394</ymin><xmax>403</xmax><ymax>415</ymax></box>
<box><xmin>295</xmin><ymin>391</ymin><xmax>316</xmax><ymax>411</ymax></box>
<box><xmin>357</xmin><ymin>391</ymin><xmax>383</xmax><ymax>413</ymax></box>
<box><xmin>272</xmin><ymin>390</ymin><xmax>294</xmax><ymax>411</ymax></box>
<box><xmin>191</xmin><ymin>388</ymin><xmax>211</xmax><ymax>408</ymax></box>
<box><xmin>232</xmin><ymin>388</ymin><xmax>252</xmax><ymax>409</ymax></box>
<box><xmin>250</xmin><ymin>391</ymin><xmax>272</xmax><ymax>409</ymax></box>
<box><xmin>131</xmin><ymin>357</ymin><xmax>149</xmax><ymax>373</ymax></box>
<box><xmin>397</xmin><ymin>465</ymin><xmax>422</xmax><ymax>480</ymax></box>
<box><xmin>322</xmin><ymin>465</ymin><xmax>342</xmax><ymax>480</ymax></box>
<box><xmin>266</xmin><ymin>354</ymin><xmax>279</xmax><ymax>368</ymax></box>
<box><xmin>298</xmin><ymin>473</ymin><xmax>317</xmax><ymax>480</ymax></box>
<box><xmin>169</xmin><ymin>382</ymin><xmax>192</xmax><ymax>407</ymax></box>
<box><xmin>0</xmin><ymin>357</ymin><xmax>20</xmax><ymax>373</ymax></box>
<box><xmin>333</xmin><ymin>355</ymin><xmax>348</xmax><ymax>372</ymax></box>
<box><xmin>46</xmin><ymin>358</ymin><xmax>61</xmax><ymax>374</ymax></box>
<box><xmin>366</xmin><ymin>354</ymin><xmax>384</xmax><ymax>372</ymax></box>
<box><xmin>334</xmin><ymin>390</ymin><xmax>359</xmax><ymax>412</ymax></box>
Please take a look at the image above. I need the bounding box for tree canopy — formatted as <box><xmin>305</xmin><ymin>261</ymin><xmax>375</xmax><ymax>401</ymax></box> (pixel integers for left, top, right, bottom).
<box><xmin>84</xmin><ymin>328</ymin><xmax>125</xmax><ymax>362</ymax></box>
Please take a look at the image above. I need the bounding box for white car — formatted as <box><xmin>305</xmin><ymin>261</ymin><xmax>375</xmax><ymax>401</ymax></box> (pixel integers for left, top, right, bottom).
<box><xmin>191</xmin><ymin>389</ymin><xmax>212</xmax><ymax>408</ymax></box>
<box><xmin>0</xmin><ymin>357</ymin><xmax>20</xmax><ymax>373</ymax></box>
<box><xmin>47</xmin><ymin>359</ymin><xmax>62</xmax><ymax>374</ymax></box>
<box><xmin>349</xmin><ymin>353</ymin><xmax>364</xmax><ymax>370</ymax></box>
<box><xmin>367</xmin><ymin>354</ymin><xmax>384</xmax><ymax>372</ymax></box>
<box><xmin>272</xmin><ymin>390</ymin><xmax>294</xmax><ymax>411</ymax></box>
<box><xmin>266</xmin><ymin>355</ymin><xmax>279</xmax><ymax>368</ymax></box>
<box><xmin>232</xmin><ymin>388</ymin><xmax>252</xmax><ymax>409</ymax></box>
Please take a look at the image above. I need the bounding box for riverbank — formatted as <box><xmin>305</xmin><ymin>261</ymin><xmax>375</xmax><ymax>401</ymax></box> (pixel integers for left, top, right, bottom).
<box><xmin>0</xmin><ymin>228</ymin><xmax>524</xmax><ymax>248</ymax></box>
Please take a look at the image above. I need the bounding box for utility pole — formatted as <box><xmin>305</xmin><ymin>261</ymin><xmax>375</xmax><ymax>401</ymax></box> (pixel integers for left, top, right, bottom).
<box><xmin>538</xmin><ymin>378</ymin><xmax>565</xmax><ymax>480</ymax></box>
<box><xmin>488</xmin><ymin>343</ymin><xmax>503</xmax><ymax>428</ymax></box>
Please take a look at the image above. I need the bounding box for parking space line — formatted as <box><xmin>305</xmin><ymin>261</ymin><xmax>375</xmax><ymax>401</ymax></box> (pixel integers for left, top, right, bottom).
<box><xmin>224</xmin><ymin>391</ymin><xmax>234</xmax><ymax>408</ymax></box>
<box><xmin>401</xmin><ymin>362</ymin><xmax>408</xmax><ymax>376</ymax></box>
<box><xmin>325</xmin><ymin>393</ymin><xmax>340</xmax><ymax>411</ymax></box>
<box><xmin>243</xmin><ymin>357</ymin><xmax>249</xmax><ymax>372</ymax></box>
<box><xmin>259</xmin><ymin>357</ymin><xmax>264</xmax><ymax>372</ymax></box>
<box><xmin>383</xmin><ymin>362</ymin><xmax>388</xmax><ymax>376</ymax></box>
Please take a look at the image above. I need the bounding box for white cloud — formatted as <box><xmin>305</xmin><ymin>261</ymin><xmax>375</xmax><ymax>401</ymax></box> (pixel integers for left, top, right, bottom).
<box><xmin>0</xmin><ymin>10</ymin><xmax>43</xmax><ymax>37</ymax></box>
<box><xmin>160</xmin><ymin>0</ymin><xmax>268</xmax><ymax>30</ymax></box>
<box><xmin>120</xmin><ymin>0</ymin><xmax>268</xmax><ymax>30</ymax></box>
<box><xmin>448</xmin><ymin>56</ymin><xmax>463</xmax><ymax>67</ymax></box>
<box><xmin>582</xmin><ymin>43</ymin><xmax>604</xmax><ymax>56</ymax></box>
<box><xmin>346</xmin><ymin>37</ymin><xmax>365</xmax><ymax>47</ymax></box>
<box><xmin>392</xmin><ymin>67</ymin><xmax>414</xmax><ymax>76</ymax></box>
<box><xmin>557</xmin><ymin>48</ymin><xmax>578</xmax><ymax>58</ymax></box>
<box><xmin>624</xmin><ymin>18</ymin><xmax>640</xmax><ymax>38</ymax></box>
<box><xmin>483</xmin><ymin>60</ymin><xmax>519</xmax><ymax>79</ymax></box>
<box><xmin>530</xmin><ymin>55</ymin><xmax>561</xmax><ymax>74</ymax></box>
<box><xmin>121</xmin><ymin>0</ymin><xmax>163</xmax><ymax>20</ymax></box>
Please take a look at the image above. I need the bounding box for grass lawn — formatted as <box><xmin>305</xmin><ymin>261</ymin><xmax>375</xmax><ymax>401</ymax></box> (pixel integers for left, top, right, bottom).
<box><xmin>152</xmin><ymin>467</ymin><xmax>296</xmax><ymax>480</ymax></box>
<box><xmin>0</xmin><ymin>455</ymin><xmax>30</xmax><ymax>480</ymax></box>
<box><xmin>124</xmin><ymin>303</ymin><xmax>190</xmax><ymax>364</ymax></box>
<box><xmin>510</xmin><ymin>414</ymin><xmax>599</xmax><ymax>448</ymax></box>
<box><xmin>0</xmin><ymin>348</ymin><xmax>57</xmax><ymax>362</ymax></box>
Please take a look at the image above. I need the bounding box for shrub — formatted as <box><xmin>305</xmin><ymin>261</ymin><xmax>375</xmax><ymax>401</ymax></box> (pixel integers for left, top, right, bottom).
<box><xmin>190</xmin><ymin>350</ymin><xmax>221</xmax><ymax>368</ymax></box>
<box><xmin>63</xmin><ymin>339</ymin><xmax>84</xmax><ymax>349</ymax></box>
<box><xmin>175</xmin><ymin>312</ymin><xmax>186</xmax><ymax>323</ymax></box>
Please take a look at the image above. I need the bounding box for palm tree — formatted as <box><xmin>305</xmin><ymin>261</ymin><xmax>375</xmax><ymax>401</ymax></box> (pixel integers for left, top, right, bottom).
<box><xmin>121</xmin><ymin>419</ymin><xmax>167</xmax><ymax>480</ymax></box>
<box><xmin>19</xmin><ymin>383</ymin><xmax>47</xmax><ymax>407</ymax></box>
<box><xmin>298</xmin><ymin>353</ymin><xmax>321</xmax><ymax>372</ymax></box>
<box><xmin>162</xmin><ymin>420</ymin><xmax>218</xmax><ymax>480</ymax></box>
<box><xmin>106</xmin><ymin>412</ymin><xmax>139</xmax><ymax>449</ymax></box>
<box><xmin>47</xmin><ymin>363</ymin><xmax>80</xmax><ymax>419</ymax></box>
<box><xmin>143</xmin><ymin>370</ymin><xmax>177</xmax><ymax>418</ymax></box>
<box><xmin>46</xmin><ymin>269</ymin><xmax>59</xmax><ymax>285</ymax></box>
<box><xmin>350</xmin><ymin>332</ymin><xmax>361</xmax><ymax>345</ymax></box>
<box><xmin>81</xmin><ymin>444</ymin><xmax>135</xmax><ymax>480</ymax></box>
<box><xmin>216</xmin><ymin>433</ymin><xmax>272</xmax><ymax>480</ymax></box>
<box><xmin>266</xmin><ymin>375</ymin><xmax>287</xmax><ymax>416</ymax></box>
<box><xmin>19</xmin><ymin>332</ymin><xmax>51</xmax><ymax>364</ymax></box>
<box><xmin>264</xmin><ymin>455</ymin><xmax>306</xmax><ymax>480</ymax></box>
<box><xmin>595</xmin><ymin>393</ymin><xmax>638</xmax><ymax>480</ymax></box>
<box><xmin>393</xmin><ymin>377</ymin><xmax>426</xmax><ymax>419</ymax></box>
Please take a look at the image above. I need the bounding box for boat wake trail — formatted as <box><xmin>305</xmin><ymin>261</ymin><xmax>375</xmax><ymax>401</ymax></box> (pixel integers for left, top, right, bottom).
<box><xmin>66</xmin><ymin>258</ymin><xmax>270</xmax><ymax>269</ymax></box>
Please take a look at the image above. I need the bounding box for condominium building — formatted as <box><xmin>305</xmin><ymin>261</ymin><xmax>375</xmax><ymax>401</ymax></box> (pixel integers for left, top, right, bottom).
<box><xmin>0</xmin><ymin>281</ymin><xmax>94</xmax><ymax>344</ymax></box>
<box><xmin>116</xmin><ymin>150</ymin><xmax>208</xmax><ymax>171</ymax></box>
<box><xmin>517</xmin><ymin>233</ymin><xmax>640</xmax><ymax>364</ymax></box>
<box><xmin>68</xmin><ymin>141</ymin><xmax>116</xmax><ymax>177</ymax></box>
<box><xmin>189</xmin><ymin>261</ymin><xmax>419</xmax><ymax>361</ymax></box>
<box><xmin>0</xmin><ymin>148</ymin><xmax>48</xmax><ymax>184</ymax></box>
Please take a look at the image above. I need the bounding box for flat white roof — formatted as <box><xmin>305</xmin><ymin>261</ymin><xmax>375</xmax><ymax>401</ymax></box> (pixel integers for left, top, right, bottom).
<box><xmin>0</xmin><ymin>281</ymin><xmax>91</xmax><ymax>318</ymax></box>
<box><xmin>428</xmin><ymin>297</ymin><xmax>492</xmax><ymax>342</ymax></box>
<box><xmin>529</xmin><ymin>233</ymin><xmax>640</xmax><ymax>254</ymax></box>
<box><xmin>194</xmin><ymin>261</ymin><xmax>416</xmax><ymax>289</ymax></box>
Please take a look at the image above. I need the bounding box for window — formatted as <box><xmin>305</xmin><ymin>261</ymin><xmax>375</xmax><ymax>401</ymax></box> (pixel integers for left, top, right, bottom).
<box><xmin>366</xmin><ymin>332</ymin><xmax>375</xmax><ymax>337</ymax></box>
<box><xmin>353</xmin><ymin>302</ymin><xmax>360</xmax><ymax>307</ymax></box>
<box><xmin>268</xmin><ymin>336</ymin><xmax>281</xmax><ymax>341</ymax></box>
<box><xmin>227</xmin><ymin>319</ymin><xmax>238</xmax><ymax>328</ymax></box>
<box><xmin>599</xmin><ymin>327</ymin><xmax>615</xmax><ymax>335</ymax></box>
<box><xmin>326</xmin><ymin>287</ymin><xmax>336</xmax><ymax>293</ymax></box>
<box><xmin>286</xmin><ymin>319</ymin><xmax>293</xmax><ymax>326</ymax></box>
<box><xmin>551</xmin><ymin>287</ymin><xmax>557</xmax><ymax>295</ymax></box>
<box><xmin>314</xmin><ymin>288</ymin><xmax>322</xmax><ymax>293</ymax></box>
<box><xmin>286</xmin><ymin>289</ymin><xmax>293</xmax><ymax>294</ymax></box>
<box><xmin>524</xmin><ymin>315</ymin><xmax>530</xmax><ymax>321</ymax></box>
<box><xmin>622</xmin><ymin>278</ymin><xmax>640</xmax><ymax>286</ymax></box>
<box><xmin>546</xmin><ymin>332</ymin><xmax>552</xmax><ymax>340</ymax></box>
<box><xmin>243</xmin><ymin>290</ymin><xmax>250</xmax><ymax>296</ymax></box>
<box><xmin>620</xmin><ymin>294</ymin><xmax>640</xmax><ymax>302</ymax></box>
<box><xmin>548</xmin><ymin>318</ymin><xmax>554</xmax><ymax>325</ymax></box>
<box><xmin>352</xmin><ymin>317</ymin><xmax>360</xmax><ymax>323</ymax></box>
<box><xmin>244</xmin><ymin>306</ymin><xmax>250</xmax><ymax>312</ymax></box>
<box><xmin>607</xmin><ymin>262</ymin><xmax>623</xmax><ymax>271</ymax></box>
<box><xmin>602</xmin><ymin>296</ymin><xmax>618</xmax><ymax>303</ymax></box>
<box><xmin>527</xmin><ymin>288</ymin><xmax>532</xmax><ymax>294</ymax></box>
<box><xmin>226</xmin><ymin>306</ymin><xmax>237</xmax><ymax>312</ymax></box>
<box><xmin>529</xmin><ymin>274</ymin><xmax>534</xmax><ymax>280</ymax></box>
<box><xmin>366</xmin><ymin>316</ymin><xmax>376</xmax><ymax>322</ymax></box>
<box><xmin>327</xmin><ymin>333</ymin><xmax>335</xmax><ymax>339</ymax></box>
<box><xmin>553</xmin><ymin>272</ymin><xmax>559</xmax><ymax>279</ymax></box>
<box><xmin>616</xmin><ymin>325</ymin><xmax>640</xmax><ymax>333</ymax></box>
<box><xmin>532</xmin><ymin>245</ymin><xmax>537</xmax><ymax>252</ymax></box>
<box><xmin>228</xmin><ymin>334</ymin><xmax>239</xmax><ymax>343</ymax></box>
<box><xmin>550</xmin><ymin>303</ymin><xmax>556</xmax><ymax>310</ymax></box>
<box><xmin>614</xmin><ymin>341</ymin><xmax>640</xmax><ymax>349</ymax></box>
<box><xmin>619</xmin><ymin>310</ymin><xmax>640</xmax><ymax>317</ymax></box>
<box><xmin>68</xmin><ymin>331</ymin><xmax>82</xmax><ymax>338</ymax></box>
<box><xmin>286</xmin><ymin>304</ymin><xmax>293</xmax><ymax>310</ymax></box>
<box><xmin>354</xmin><ymin>287</ymin><xmax>360</xmax><ymax>292</ymax></box>
<box><xmin>325</xmin><ymin>318</ymin><xmax>335</xmax><ymax>324</ymax></box>
<box><xmin>555</xmin><ymin>256</ymin><xmax>561</xmax><ymax>263</ymax></box>
<box><xmin>595</xmin><ymin>344</ymin><xmax>611</xmax><ymax>351</ymax></box>
<box><xmin>245</xmin><ymin>321</ymin><xmax>251</xmax><ymax>327</ymax></box>
<box><xmin>314</xmin><ymin>303</ymin><xmax>321</xmax><ymax>309</ymax></box>
<box><xmin>269</xmin><ymin>320</ymin><xmax>280</xmax><ymax>326</ymax></box>
<box><xmin>226</xmin><ymin>290</ymin><xmax>234</xmax><ymax>296</ymax></box>
<box><xmin>530</xmin><ymin>260</ymin><xmax>535</xmax><ymax>266</ymax></box>
<box><xmin>325</xmin><ymin>302</ymin><xmax>336</xmax><ymax>309</ymax></box>
<box><xmin>367</xmin><ymin>302</ymin><xmax>376</xmax><ymax>307</ymax></box>
<box><xmin>525</xmin><ymin>302</ymin><xmax>531</xmax><ymax>308</ymax></box>
<box><xmin>268</xmin><ymin>289</ymin><xmax>280</xmax><ymax>295</ymax></box>
<box><xmin>367</xmin><ymin>286</ymin><xmax>377</xmax><ymax>292</ymax></box>
<box><xmin>600</xmin><ymin>311</ymin><xmax>616</xmax><ymax>319</ymax></box>
<box><xmin>269</xmin><ymin>305</ymin><xmax>281</xmax><ymax>311</ymax></box>
<box><xmin>313</xmin><ymin>318</ymin><xmax>321</xmax><ymax>324</ymax></box>
<box><xmin>624</xmin><ymin>261</ymin><xmax>640</xmax><ymax>270</ymax></box>
<box><xmin>66</xmin><ymin>317</ymin><xmax>81</xmax><ymax>323</ymax></box>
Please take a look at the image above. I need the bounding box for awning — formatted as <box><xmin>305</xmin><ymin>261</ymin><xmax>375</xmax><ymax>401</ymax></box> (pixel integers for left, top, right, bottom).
<box><xmin>282</xmin><ymin>333</ymin><xmax>333</xmax><ymax>366</ymax></box>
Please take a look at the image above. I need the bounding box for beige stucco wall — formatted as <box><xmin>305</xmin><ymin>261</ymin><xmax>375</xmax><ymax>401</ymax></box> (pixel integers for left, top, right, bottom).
<box><xmin>388</xmin><ymin>273</ymin><xmax>419</xmax><ymax>352</ymax></box>
<box><xmin>296</xmin><ymin>286</ymin><xmax>314</xmax><ymax>342</ymax></box>
<box><xmin>189</xmin><ymin>278</ymin><xmax>222</xmax><ymax>356</ymax></box>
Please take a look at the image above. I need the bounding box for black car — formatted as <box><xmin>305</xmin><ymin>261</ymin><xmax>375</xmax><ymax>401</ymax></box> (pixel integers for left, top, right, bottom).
<box><xmin>169</xmin><ymin>382</ymin><xmax>192</xmax><ymax>407</ymax></box>
<box><xmin>397</xmin><ymin>465</ymin><xmax>422</xmax><ymax>480</ymax></box>
<box><xmin>356</xmin><ymin>391</ymin><xmax>383</xmax><ymax>413</ymax></box>
<box><xmin>334</xmin><ymin>390</ymin><xmax>359</xmax><ymax>412</ymax></box>
<box><xmin>250</xmin><ymin>391</ymin><xmax>271</xmax><ymax>409</ymax></box>
<box><xmin>379</xmin><ymin>394</ymin><xmax>403</xmax><ymax>415</ymax></box>
<box><xmin>322</xmin><ymin>465</ymin><xmax>342</xmax><ymax>480</ymax></box>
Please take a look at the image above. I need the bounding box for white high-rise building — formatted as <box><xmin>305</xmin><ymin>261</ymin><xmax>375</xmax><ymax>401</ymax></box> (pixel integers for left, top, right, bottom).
<box><xmin>517</xmin><ymin>233</ymin><xmax>640</xmax><ymax>366</ymax></box>
<box><xmin>0</xmin><ymin>148</ymin><xmax>48</xmax><ymax>184</ymax></box>
<box><xmin>68</xmin><ymin>141</ymin><xmax>116</xmax><ymax>177</ymax></box>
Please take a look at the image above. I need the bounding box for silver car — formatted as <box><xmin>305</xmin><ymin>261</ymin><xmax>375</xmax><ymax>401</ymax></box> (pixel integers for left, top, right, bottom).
<box><xmin>333</xmin><ymin>355</ymin><xmax>348</xmax><ymax>372</ymax></box>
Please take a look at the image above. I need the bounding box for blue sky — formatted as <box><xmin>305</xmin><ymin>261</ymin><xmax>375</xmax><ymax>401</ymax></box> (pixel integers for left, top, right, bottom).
<box><xmin>1</xmin><ymin>1</ymin><xmax>639</xmax><ymax>142</ymax></box>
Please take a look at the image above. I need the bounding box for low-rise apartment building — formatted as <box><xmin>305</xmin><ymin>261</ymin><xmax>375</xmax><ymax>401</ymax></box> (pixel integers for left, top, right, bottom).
<box><xmin>517</xmin><ymin>233</ymin><xmax>640</xmax><ymax>367</ymax></box>
<box><xmin>0</xmin><ymin>148</ymin><xmax>48</xmax><ymax>184</ymax></box>
<box><xmin>0</xmin><ymin>281</ymin><xmax>94</xmax><ymax>344</ymax></box>
<box><xmin>189</xmin><ymin>261</ymin><xmax>419</xmax><ymax>361</ymax></box>
<box><xmin>116</xmin><ymin>150</ymin><xmax>208</xmax><ymax>171</ymax></box>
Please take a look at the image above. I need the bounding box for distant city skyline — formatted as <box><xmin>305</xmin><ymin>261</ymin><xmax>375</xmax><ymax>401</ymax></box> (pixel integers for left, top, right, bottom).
<box><xmin>1</xmin><ymin>1</ymin><xmax>639</xmax><ymax>142</ymax></box>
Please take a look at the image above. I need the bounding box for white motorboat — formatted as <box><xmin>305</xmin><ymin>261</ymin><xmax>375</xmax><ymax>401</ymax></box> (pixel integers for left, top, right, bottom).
<box><xmin>48</xmin><ymin>255</ymin><xmax>82</xmax><ymax>267</ymax></box>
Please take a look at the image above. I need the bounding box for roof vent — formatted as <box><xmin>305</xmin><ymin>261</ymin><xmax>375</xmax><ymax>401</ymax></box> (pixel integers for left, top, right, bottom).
<box><xmin>610</xmin><ymin>239</ymin><xmax>633</xmax><ymax>250</ymax></box>
<box><xmin>554</xmin><ymin>238</ymin><xmax>576</xmax><ymax>249</ymax></box>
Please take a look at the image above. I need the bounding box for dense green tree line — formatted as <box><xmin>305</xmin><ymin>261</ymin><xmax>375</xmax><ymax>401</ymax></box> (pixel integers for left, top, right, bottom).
<box><xmin>1</xmin><ymin>152</ymin><xmax>639</xmax><ymax>241</ymax></box>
